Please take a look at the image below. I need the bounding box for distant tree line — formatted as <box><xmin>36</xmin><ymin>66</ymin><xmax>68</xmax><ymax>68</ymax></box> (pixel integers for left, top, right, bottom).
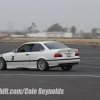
<box><xmin>46</xmin><ymin>23</ymin><xmax>76</xmax><ymax>35</ymax></box>
<box><xmin>24</xmin><ymin>22</ymin><xmax>100</xmax><ymax>38</ymax></box>
<box><xmin>82</xmin><ymin>28</ymin><xmax>100</xmax><ymax>38</ymax></box>
<box><xmin>46</xmin><ymin>23</ymin><xmax>100</xmax><ymax>38</ymax></box>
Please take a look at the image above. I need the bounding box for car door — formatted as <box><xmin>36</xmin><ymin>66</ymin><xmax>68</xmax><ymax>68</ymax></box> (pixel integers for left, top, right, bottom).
<box><xmin>12</xmin><ymin>44</ymin><xmax>33</xmax><ymax>67</ymax></box>
<box><xmin>30</xmin><ymin>43</ymin><xmax>45</xmax><ymax>67</ymax></box>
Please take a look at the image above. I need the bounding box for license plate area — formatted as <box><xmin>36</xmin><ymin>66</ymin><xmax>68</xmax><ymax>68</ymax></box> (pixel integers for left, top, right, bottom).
<box><xmin>66</xmin><ymin>53</ymin><xmax>71</xmax><ymax>57</ymax></box>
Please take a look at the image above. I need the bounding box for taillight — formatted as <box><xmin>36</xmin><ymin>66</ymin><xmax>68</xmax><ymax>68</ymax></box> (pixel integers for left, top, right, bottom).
<box><xmin>16</xmin><ymin>46</ymin><xmax>19</xmax><ymax>49</ymax></box>
<box><xmin>54</xmin><ymin>53</ymin><xmax>62</xmax><ymax>57</ymax></box>
<box><xmin>75</xmin><ymin>52</ymin><xmax>79</xmax><ymax>56</ymax></box>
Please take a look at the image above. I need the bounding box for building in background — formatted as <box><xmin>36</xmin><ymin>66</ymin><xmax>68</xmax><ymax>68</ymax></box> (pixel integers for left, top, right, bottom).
<box><xmin>26</xmin><ymin>32</ymin><xmax>73</xmax><ymax>38</ymax></box>
<box><xmin>7</xmin><ymin>22</ymin><xmax>14</xmax><ymax>32</ymax></box>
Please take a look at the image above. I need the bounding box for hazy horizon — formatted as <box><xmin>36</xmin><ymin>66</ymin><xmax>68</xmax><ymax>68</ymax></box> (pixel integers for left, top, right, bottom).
<box><xmin>0</xmin><ymin>0</ymin><xmax>100</xmax><ymax>32</ymax></box>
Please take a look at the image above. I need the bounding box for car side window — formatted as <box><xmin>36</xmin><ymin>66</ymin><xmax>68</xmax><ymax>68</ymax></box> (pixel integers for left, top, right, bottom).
<box><xmin>17</xmin><ymin>44</ymin><xmax>33</xmax><ymax>52</ymax></box>
<box><xmin>32</xmin><ymin>44</ymin><xmax>44</xmax><ymax>52</ymax></box>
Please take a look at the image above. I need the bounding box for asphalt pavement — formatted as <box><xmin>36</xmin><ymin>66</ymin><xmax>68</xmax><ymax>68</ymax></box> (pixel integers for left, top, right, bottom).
<box><xmin>0</xmin><ymin>42</ymin><xmax>100</xmax><ymax>100</ymax></box>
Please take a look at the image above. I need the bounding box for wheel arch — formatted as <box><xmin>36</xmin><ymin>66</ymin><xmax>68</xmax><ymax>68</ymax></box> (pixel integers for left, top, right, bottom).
<box><xmin>37</xmin><ymin>57</ymin><xmax>49</xmax><ymax>71</ymax></box>
<box><xmin>37</xmin><ymin>57</ymin><xmax>49</xmax><ymax>66</ymax></box>
<box><xmin>0</xmin><ymin>57</ymin><xmax>7</xmax><ymax>70</ymax></box>
<box><xmin>0</xmin><ymin>56</ymin><xmax>6</xmax><ymax>62</ymax></box>
<box><xmin>37</xmin><ymin>57</ymin><xmax>48</xmax><ymax>62</ymax></box>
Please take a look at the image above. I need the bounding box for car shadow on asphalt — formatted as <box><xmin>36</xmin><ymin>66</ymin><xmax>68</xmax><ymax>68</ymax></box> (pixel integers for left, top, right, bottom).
<box><xmin>0</xmin><ymin>68</ymin><xmax>81</xmax><ymax>73</ymax></box>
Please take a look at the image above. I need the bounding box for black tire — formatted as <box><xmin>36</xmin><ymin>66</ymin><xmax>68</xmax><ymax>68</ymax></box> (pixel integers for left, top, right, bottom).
<box><xmin>22</xmin><ymin>68</ymin><xmax>29</xmax><ymax>70</ymax></box>
<box><xmin>0</xmin><ymin>57</ymin><xmax>7</xmax><ymax>70</ymax></box>
<box><xmin>37</xmin><ymin>59</ymin><xmax>49</xmax><ymax>71</ymax></box>
<box><xmin>61</xmin><ymin>65</ymin><xmax>73</xmax><ymax>71</ymax></box>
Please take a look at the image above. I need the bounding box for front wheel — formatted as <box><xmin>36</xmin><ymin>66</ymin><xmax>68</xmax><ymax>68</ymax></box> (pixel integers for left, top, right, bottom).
<box><xmin>37</xmin><ymin>59</ymin><xmax>49</xmax><ymax>71</ymax></box>
<box><xmin>61</xmin><ymin>65</ymin><xmax>73</xmax><ymax>71</ymax></box>
<box><xmin>0</xmin><ymin>57</ymin><xmax>7</xmax><ymax>70</ymax></box>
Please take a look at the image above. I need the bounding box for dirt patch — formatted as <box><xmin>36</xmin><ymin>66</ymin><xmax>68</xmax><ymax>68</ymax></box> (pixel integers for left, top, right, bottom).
<box><xmin>0</xmin><ymin>38</ymin><xmax>100</xmax><ymax>45</ymax></box>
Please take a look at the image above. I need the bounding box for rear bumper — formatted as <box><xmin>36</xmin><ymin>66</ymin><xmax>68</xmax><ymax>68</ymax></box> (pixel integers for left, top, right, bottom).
<box><xmin>59</xmin><ymin>62</ymin><xmax>79</xmax><ymax>66</ymax></box>
<box><xmin>47</xmin><ymin>57</ymin><xmax>80</xmax><ymax>67</ymax></box>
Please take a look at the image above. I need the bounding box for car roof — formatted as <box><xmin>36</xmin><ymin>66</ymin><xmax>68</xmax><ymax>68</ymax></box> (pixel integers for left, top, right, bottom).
<box><xmin>24</xmin><ymin>41</ymin><xmax>58</xmax><ymax>44</ymax></box>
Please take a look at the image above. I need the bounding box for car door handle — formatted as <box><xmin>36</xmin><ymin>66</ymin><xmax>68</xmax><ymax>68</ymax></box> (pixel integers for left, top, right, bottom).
<box><xmin>26</xmin><ymin>54</ymin><xmax>29</xmax><ymax>56</ymax></box>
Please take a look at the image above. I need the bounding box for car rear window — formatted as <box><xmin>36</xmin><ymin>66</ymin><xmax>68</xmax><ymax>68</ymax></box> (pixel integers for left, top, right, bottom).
<box><xmin>44</xmin><ymin>42</ymin><xmax>67</xmax><ymax>49</ymax></box>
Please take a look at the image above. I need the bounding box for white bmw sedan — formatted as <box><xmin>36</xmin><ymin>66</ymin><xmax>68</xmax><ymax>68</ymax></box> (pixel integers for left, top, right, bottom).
<box><xmin>0</xmin><ymin>41</ymin><xmax>80</xmax><ymax>71</ymax></box>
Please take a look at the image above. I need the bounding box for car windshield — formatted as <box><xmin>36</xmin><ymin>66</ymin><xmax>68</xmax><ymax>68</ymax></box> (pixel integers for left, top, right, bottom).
<box><xmin>44</xmin><ymin>42</ymin><xmax>67</xmax><ymax>49</ymax></box>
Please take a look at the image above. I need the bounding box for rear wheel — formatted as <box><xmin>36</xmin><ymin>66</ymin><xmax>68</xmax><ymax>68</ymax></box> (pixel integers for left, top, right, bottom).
<box><xmin>61</xmin><ymin>65</ymin><xmax>73</xmax><ymax>71</ymax></box>
<box><xmin>0</xmin><ymin>57</ymin><xmax>7</xmax><ymax>70</ymax></box>
<box><xmin>22</xmin><ymin>68</ymin><xmax>29</xmax><ymax>70</ymax></box>
<box><xmin>37</xmin><ymin>59</ymin><xmax>49</xmax><ymax>71</ymax></box>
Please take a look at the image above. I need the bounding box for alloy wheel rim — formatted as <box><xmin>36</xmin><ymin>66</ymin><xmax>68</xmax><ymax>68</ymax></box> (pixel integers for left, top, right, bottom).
<box><xmin>38</xmin><ymin>59</ymin><xmax>46</xmax><ymax>70</ymax></box>
<box><xmin>0</xmin><ymin>59</ymin><xmax>3</xmax><ymax>69</ymax></box>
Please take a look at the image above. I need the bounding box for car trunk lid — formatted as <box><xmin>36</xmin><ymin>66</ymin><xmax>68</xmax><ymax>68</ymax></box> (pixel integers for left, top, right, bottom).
<box><xmin>57</xmin><ymin>48</ymin><xmax>79</xmax><ymax>58</ymax></box>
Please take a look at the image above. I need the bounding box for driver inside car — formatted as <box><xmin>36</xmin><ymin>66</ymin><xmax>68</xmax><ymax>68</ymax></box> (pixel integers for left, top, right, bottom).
<box><xmin>26</xmin><ymin>49</ymin><xmax>31</xmax><ymax>52</ymax></box>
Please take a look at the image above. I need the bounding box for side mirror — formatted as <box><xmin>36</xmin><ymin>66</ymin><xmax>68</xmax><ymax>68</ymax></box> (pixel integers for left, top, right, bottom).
<box><xmin>13</xmin><ymin>49</ymin><xmax>17</xmax><ymax>53</ymax></box>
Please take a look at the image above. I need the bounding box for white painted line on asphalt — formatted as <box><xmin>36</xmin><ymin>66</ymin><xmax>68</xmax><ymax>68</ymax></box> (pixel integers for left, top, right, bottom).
<box><xmin>78</xmin><ymin>66</ymin><xmax>100</xmax><ymax>69</ymax></box>
<box><xmin>0</xmin><ymin>74</ymin><xmax>100</xmax><ymax>78</ymax></box>
<box><xmin>82</xmin><ymin>57</ymin><xmax>100</xmax><ymax>58</ymax></box>
<box><xmin>81</xmin><ymin>61</ymin><xmax>97</xmax><ymax>63</ymax></box>
<box><xmin>80</xmin><ymin>63</ymin><xmax>100</xmax><ymax>66</ymax></box>
<box><xmin>81</xmin><ymin>61</ymin><xmax>98</xmax><ymax>62</ymax></box>
<box><xmin>81</xmin><ymin>51</ymin><xmax>100</xmax><ymax>53</ymax></box>
<box><xmin>86</xmin><ymin>63</ymin><xmax>100</xmax><ymax>65</ymax></box>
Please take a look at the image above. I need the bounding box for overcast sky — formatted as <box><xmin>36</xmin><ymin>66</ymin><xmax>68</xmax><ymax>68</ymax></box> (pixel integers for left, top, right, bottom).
<box><xmin>0</xmin><ymin>0</ymin><xmax>100</xmax><ymax>32</ymax></box>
